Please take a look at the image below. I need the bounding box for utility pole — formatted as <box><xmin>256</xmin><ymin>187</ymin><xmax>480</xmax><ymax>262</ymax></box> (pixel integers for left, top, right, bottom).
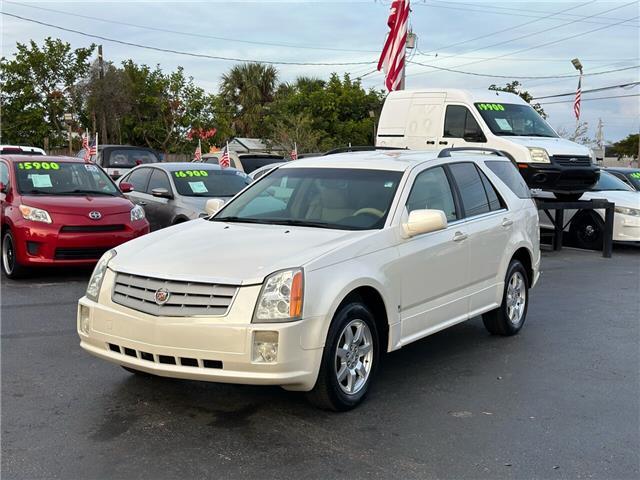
<box><xmin>595</xmin><ymin>118</ymin><xmax>604</xmax><ymax>165</ymax></box>
<box><xmin>400</xmin><ymin>31</ymin><xmax>417</xmax><ymax>90</ymax></box>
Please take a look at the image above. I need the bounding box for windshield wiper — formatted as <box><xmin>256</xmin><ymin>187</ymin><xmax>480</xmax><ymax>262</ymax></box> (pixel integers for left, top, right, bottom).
<box><xmin>59</xmin><ymin>189</ymin><xmax>117</xmax><ymax>196</ymax></box>
<box><xmin>210</xmin><ymin>216</ymin><xmax>274</xmax><ymax>224</ymax></box>
<box><xmin>267</xmin><ymin>219</ymin><xmax>345</xmax><ymax>229</ymax></box>
<box><xmin>523</xmin><ymin>133</ymin><xmax>556</xmax><ymax>138</ymax></box>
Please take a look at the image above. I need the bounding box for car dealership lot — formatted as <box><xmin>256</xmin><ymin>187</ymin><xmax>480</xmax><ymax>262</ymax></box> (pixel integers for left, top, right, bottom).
<box><xmin>2</xmin><ymin>247</ymin><xmax>639</xmax><ymax>479</ymax></box>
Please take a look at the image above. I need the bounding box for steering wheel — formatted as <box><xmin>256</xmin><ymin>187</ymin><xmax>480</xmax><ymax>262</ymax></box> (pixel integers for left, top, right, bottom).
<box><xmin>353</xmin><ymin>207</ymin><xmax>384</xmax><ymax>218</ymax></box>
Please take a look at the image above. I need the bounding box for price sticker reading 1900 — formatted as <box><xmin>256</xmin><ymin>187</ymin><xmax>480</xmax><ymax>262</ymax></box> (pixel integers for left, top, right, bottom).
<box><xmin>477</xmin><ymin>103</ymin><xmax>505</xmax><ymax>111</ymax></box>
<box><xmin>18</xmin><ymin>161</ymin><xmax>60</xmax><ymax>170</ymax></box>
<box><xmin>174</xmin><ymin>170</ymin><xmax>208</xmax><ymax>178</ymax></box>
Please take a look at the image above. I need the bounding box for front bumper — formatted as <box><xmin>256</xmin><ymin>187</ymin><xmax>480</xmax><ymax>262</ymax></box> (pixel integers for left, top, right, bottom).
<box><xmin>518</xmin><ymin>163</ymin><xmax>599</xmax><ymax>194</ymax></box>
<box><xmin>613</xmin><ymin>212</ymin><xmax>640</xmax><ymax>242</ymax></box>
<box><xmin>77</xmin><ymin>276</ymin><xmax>325</xmax><ymax>391</ymax></box>
<box><xmin>14</xmin><ymin>219</ymin><xmax>149</xmax><ymax>267</ymax></box>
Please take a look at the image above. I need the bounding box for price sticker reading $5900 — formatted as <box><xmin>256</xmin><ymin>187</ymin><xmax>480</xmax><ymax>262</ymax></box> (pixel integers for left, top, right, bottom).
<box><xmin>174</xmin><ymin>170</ymin><xmax>208</xmax><ymax>178</ymax></box>
<box><xmin>18</xmin><ymin>161</ymin><xmax>60</xmax><ymax>170</ymax></box>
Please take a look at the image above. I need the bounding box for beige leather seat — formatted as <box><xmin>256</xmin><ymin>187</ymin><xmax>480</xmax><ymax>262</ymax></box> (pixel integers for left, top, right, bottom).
<box><xmin>305</xmin><ymin>183</ymin><xmax>353</xmax><ymax>222</ymax></box>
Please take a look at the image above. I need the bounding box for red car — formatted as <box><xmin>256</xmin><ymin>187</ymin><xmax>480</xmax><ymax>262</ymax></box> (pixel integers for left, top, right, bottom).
<box><xmin>0</xmin><ymin>155</ymin><xmax>150</xmax><ymax>278</ymax></box>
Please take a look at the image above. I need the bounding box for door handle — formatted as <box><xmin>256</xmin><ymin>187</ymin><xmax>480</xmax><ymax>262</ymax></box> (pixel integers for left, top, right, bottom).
<box><xmin>501</xmin><ymin>218</ymin><xmax>514</xmax><ymax>227</ymax></box>
<box><xmin>453</xmin><ymin>231</ymin><xmax>468</xmax><ymax>242</ymax></box>
<box><xmin>426</xmin><ymin>140</ymin><xmax>436</xmax><ymax>145</ymax></box>
<box><xmin>439</xmin><ymin>141</ymin><xmax>448</xmax><ymax>145</ymax></box>
<box><xmin>138</xmin><ymin>201</ymin><xmax>147</xmax><ymax>206</ymax></box>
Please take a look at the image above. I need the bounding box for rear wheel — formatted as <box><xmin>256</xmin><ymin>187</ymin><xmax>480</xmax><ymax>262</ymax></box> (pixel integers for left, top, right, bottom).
<box><xmin>483</xmin><ymin>260</ymin><xmax>529</xmax><ymax>336</ymax></box>
<box><xmin>307</xmin><ymin>302</ymin><xmax>379</xmax><ymax>411</ymax></box>
<box><xmin>2</xmin><ymin>230</ymin><xmax>28</xmax><ymax>279</ymax></box>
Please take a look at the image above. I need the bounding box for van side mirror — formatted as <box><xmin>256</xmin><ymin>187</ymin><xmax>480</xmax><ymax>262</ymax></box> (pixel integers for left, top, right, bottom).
<box><xmin>402</xmin><ymin>209</ymin><xmax>448</xmax><ymax>238</ymax></box>
<box><xmin>464</xmin><ymin>131</ymin><xmax>486</xmax><ymax>143</ymax></box>
<box><xmin>205</xmin><ymin>198</ymin><xmax>225</xmax><ymax>215</ymax></box>
<box><xmin>119</xmin><ymin>182</ymin><xmax>134</xmax><ymax>193</ymax></box>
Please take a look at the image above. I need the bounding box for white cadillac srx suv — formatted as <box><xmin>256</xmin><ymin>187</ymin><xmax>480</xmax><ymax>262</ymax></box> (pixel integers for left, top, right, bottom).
<box><xmin>78</xmin><ymin>149</ymin><xmax>540</xmax><ymax>410</ymax></box>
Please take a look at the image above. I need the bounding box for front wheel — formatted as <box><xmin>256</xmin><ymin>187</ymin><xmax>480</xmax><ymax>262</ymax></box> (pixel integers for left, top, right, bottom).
<box><xmin>570</xmin><ymin>213</ymin><xmax>603</xmax><ymax>250</ymax></box>
<box><xmin>483</xmin><ymin>260</ymin><xmax>529</xmax><ymax>336</ymax></box>
<box><xmin>307</xmin><ymin>302</ymin><xmax>379</xmax><ymax>411</ymax></box>
<box><xmin>2</xmin><ymin>230</ymin><xmax>28</xmax><ymax>279</ymax></box>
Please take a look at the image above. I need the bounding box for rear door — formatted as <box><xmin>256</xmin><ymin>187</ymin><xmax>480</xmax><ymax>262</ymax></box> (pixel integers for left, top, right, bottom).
<box><xmin>404</xmin><ymin>93</ymin><xmax>446</xmax><ymax>151</ymax></box>
<box><xmin>143</xmin><ymin>168</ymin><xmax>174</xmax><ymax>230</ymax></box>
<box><xmin>448</xmin><ymin>162</ymin><xmax>511</xmax><ymax>314</ymax></box>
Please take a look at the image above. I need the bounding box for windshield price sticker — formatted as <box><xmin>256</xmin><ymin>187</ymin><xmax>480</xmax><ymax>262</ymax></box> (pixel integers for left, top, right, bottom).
<box><xmin>18</xmin><ymin>161</ymin><xmax>60</xmax><ymax>170</ymax></box>
<box><xmin>188</xmin><ymin>181</ymin><xmax>208</xmax><ymax>193</ymax></box>
<box><xmin>477</xmin><ymin>103</ymin><xmax>505</xmax><ymax>111</ymax></box>
<box><xmin>30</xmin><ymin>174</ymin><xmax>53</xmax><ymax>188</ymax></box>
<box><xmin>630</xmin><ymin>172</ymin><xmax>640</xmax><ymax>179</ymax></box>
<box><xmin>174</xmin><ymin>170</ymin><xmax>208</xmax><ymax>178</ymax></box>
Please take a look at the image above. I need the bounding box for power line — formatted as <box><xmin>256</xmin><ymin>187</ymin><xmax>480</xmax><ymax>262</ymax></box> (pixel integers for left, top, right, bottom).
<box><xmin>0</xmin><ymin>12</ymin><xmax>376</xmax><ymax>67</ymax></box>
<box><xmin>4</xmin><ymin>0</ymin><xmax>380</xmax><ymax>54</ymax></box>
<box><xmin>532</xmin><ymin>82</ymin><xmax>640</xmax><ymax>100</ymax></box>
<box><xmin>408</xmin><ymin>5</ymin><xmax>640</xmax><ymax>78</ymax></box>
<box><xmin>538</xmin><ymin>93</ymin><xmax>640</xmax><ymax>105</ymax></box>
<box><xmin>405</xmin><ymin>61</ymin><xmax>639</xmax><ymax>80</ymax></box>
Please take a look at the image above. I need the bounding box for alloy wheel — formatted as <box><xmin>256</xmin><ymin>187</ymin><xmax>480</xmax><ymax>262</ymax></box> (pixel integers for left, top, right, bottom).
<box><xmin>2</xmin><ymin>233</ymin><xmax>15</xmax><ymax>275</ymax></box>
<box><xmin>334</xmin><ymin>319</ymin><xmax>374</xmax><ymax>395</ymax></box>
<box><xmin>506</xmin><ymin>271</ymin><xmax>526</xmax><ymax>325</ymax></box>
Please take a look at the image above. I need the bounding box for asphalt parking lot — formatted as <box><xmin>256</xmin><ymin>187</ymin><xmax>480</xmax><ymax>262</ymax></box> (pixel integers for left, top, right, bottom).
<box><xmin>2</xmin><ymin>246</ymin><xmax>639</xmax><ymax>479</ymax></box>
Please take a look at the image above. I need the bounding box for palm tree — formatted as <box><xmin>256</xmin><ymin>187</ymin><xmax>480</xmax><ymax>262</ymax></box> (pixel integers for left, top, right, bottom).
<box><xmin>220</xmin><ymin>63</ymin><xmax>278</xmax><ymax>137</ymax></box>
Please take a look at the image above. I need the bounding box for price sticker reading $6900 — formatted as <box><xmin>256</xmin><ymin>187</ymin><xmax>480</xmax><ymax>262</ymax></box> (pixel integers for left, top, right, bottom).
<box><xmin>18</xmin><ymin>161</ymin><xmax>60</xmax><ymax>170</ymax></box>
<box><xmin>174</xmin><ymin>170</ymin><xmax>208</xmax><ymax>178</ymax></box>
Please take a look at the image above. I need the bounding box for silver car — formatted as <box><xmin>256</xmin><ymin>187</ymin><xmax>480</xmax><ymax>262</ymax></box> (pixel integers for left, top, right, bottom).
<box><xmin>117</xmin><ymin>163</ymin><xmax>251</xmax><ymax>231</ymax></box>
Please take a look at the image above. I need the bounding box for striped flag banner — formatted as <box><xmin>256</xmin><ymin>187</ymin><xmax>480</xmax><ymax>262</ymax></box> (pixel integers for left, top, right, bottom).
<box><xmin>220</xmin><ymin>142</ymin><xmax>230</xmax><ymax>168</ymax></box>
<box><xmin>377</xmin><ymin>0</ymin><xmax>410</xmax><ymax>92</ymax></box>
<box><xmin>574</xmin><ymin>75</ymin><xmax>582</xmax><ymax>120</ymax></box>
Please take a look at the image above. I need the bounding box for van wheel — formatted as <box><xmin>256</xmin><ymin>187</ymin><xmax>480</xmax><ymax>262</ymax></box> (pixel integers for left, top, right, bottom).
<box><xmin>570</xmin><ymin>213</ymin><xmax>603</xmax><ymax>250</ymax></box>
<box><xmin>2</xmin><ymin>230</ymin><xmax>28</xmax><ymax>279</ymax></box>
<box><xmin>553</xmin><ymin>192</ymin><xmax>582</xmax><ymax>202</ymax></box>
<box><xmin>307</xmin><ymin>302</ymin><xmax>379</xmax><ymax>411</ymax></box>
<box><xmin>483</xmin><ymin>260</ymin><xmax>529</xmax><ymax>336</ymax></box>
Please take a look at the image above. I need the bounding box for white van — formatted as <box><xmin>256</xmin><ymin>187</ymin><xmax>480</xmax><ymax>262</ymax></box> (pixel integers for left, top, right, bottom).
<box><xmin>376</xmin><ymin>89</ymin><xmax>599</xmax><ymax>200</ymax></box>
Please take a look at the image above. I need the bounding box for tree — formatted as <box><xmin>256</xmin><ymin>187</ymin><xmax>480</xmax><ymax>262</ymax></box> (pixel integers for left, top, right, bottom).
<box><xmin>220</xmin><ymin>63</ymin><xmax>278</xmax><ymax>138</ymax></box>
<box><xmin>488</xmin><ymin>81</ymin><xmax>546</xmax><ymax>118</ymax></box>
<box><xmin>609</xmin><ymin>133</ymin><xmax>639</xmax><ymax>158</ymax></box>
<box><xmin>556</xmin><ymin>121</ymin><xmax>596</xmax><ymax>146</ymax></box>
<box><xmin>0</xmin><ymin>38</ymin><xmax>95</xmax><ymax>147</ymax></box>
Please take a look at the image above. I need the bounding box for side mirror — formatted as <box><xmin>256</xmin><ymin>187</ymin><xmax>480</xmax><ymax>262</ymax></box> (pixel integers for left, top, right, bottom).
<box><xmin>0</xmin><ymin>182</ymin><xmax>6</xmax><ymax>194</ymax></box>
<box><xmin>151</xmin><ymin>187</ymin><xmax>173</xmax><ymax>199</ymax></box>
<box><xmin>205</xmin><ymin>198</ymin><xmax>225</xmax><ymax>215</ymax></box>
<box><xmin>119</xmin><ymin>182</ymin><xmax>134</xmax><ymax>193</ymax></box>
<box><xmin>463</xmin><ymin>131</ymin><xmax>486</xmax><ymax>143</ymax></box>
<box><xmin>402</xmin><ymin>209</ymin><xmax>448</xmax><ymax>238</ymax></box>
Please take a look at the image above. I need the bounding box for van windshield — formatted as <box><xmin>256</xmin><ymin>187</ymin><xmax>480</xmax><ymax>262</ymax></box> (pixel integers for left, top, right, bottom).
<box><xmin>475</xmin><ymin>103</ymin><xmax>557</xmax><ymax>138</ymax></box>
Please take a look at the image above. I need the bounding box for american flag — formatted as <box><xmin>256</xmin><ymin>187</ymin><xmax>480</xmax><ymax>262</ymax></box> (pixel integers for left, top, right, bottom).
<box><xmin>574</xmin><ymin>75</ymin><xmax>582</xmax><ymax>120</ymax></box>
<box><xmin>82</xmin><ymin>133</ymin><xmax>91</xmax><ymax>161</ymax></box>
<box><xmin>377</xmin><ymin>0</ymin><xmax>410</xmax><ymax>92</ymax></box>
<box><xmin>290</xmin><ymin>142</ymin><xmax>298</xmax><ymax>161</ymax></box>
<box><xmin>194</xmin><ymin>139</ymin><xmax>202</xmax><ymax>162</ymax></box>
<box><xmin>219</xmin><ymin>142</ymin><xmax>230</xmax><ymax>168</ymax></box>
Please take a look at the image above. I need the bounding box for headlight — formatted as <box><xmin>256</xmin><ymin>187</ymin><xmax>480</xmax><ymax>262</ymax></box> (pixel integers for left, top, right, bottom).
<box><xmin>527</xmin><ymin>147</ymin><xmax>551</xmax><ymax>163</ymax></box>
<box><xmin>130</xmin><ymin>204</ymin><xmax>145</xmax><ymax>221</ymax></box>
<box><xmin>615</xmin><ymin>206</ymin><xmax>640</xmax><ymax>217</ymax></box>
<box><xmin>19</xmin><ymin>204</ymin><xmax>52</xmax><ymax>223</ymax></box>
<box><xmin>86</xmin><ymin>249</ymin><xmax>116</xmax><ymax>301</ymax></box>
<box><xmin>253</xmin><ymin>268</ymin><xmax>303</xmax><ymax>322</ymax></box>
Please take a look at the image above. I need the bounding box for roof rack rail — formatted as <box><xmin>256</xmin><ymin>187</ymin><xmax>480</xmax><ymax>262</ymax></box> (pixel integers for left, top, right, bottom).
<box><xmin>322</xmin><ymin>145</ymin><xmax>407</xmax><ymax>156</ymax></box>
<box><xmin>438</xmin><ymin>147</ymin><xmax>507</xmax><ymax>158</ymax></box>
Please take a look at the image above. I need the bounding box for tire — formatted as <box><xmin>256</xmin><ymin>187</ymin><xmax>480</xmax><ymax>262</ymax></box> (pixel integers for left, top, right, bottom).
<box><xmin>553</xmin><ymin>192</ymin><xmax>583</xmax><ymax>202</ymax></box>
<box><xmin>121</xmin><ymin>366</ymin><xmax>154</xmax><ymax>377</ymax></box>
<box><xmin>570</xmin><ymin>213</ymin><xmax>603</xmax><ymax>250</ymax></box>
<box><xmin>307</xmin><ymin>302</ymin><xmax>379</xmax><ymax>411</ymax></box>
<box><xmin>2</xmin><ymin>230</ymin><xmax>28</xmax><ymax>279</ymax></box>
<box><xmin>483</xmin><ymin>260</ymin><xmax>529</xmax><ymax>336</ymax></box>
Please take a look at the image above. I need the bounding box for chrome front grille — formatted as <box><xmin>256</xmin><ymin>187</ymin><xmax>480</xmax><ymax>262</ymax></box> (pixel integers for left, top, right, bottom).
<box><xmin>552</xmin><ymin>155</ymin><xmax>592</xmax><ymax>167</ymax></box>
<box><xmin>112</xmin><ymin>272</ymin><xmax>238</xmax><ymax>317</ymax></box>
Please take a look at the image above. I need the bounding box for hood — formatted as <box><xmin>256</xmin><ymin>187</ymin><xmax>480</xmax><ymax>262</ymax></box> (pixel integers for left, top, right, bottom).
<box><xmin>110</xmin><ymin>219</ymin><xmax>368</xmax><ymax>284</ymax></box>
<box><xmin>20</xmin><ymin>194</ymin><xmax>134</xmax><ymax>215</ymax></box>
<box><xmin>506</xmin><ymin>137</ymin><xmax>591</xmax><ymax>157</ymax></box>
<box><xmin>581</xmin><ymin>190</ymin><xmax>640</xmax><ymax>208</ymax></box>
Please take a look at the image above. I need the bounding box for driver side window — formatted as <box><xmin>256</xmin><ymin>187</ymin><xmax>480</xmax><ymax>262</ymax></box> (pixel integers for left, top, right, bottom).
<box><xmin>443</xmin><ymin>105</ymin><xmax>484</xmax><ymax>141</ymax></box>
<box><xmin>406</xmin><ymin>167</ymin><xmax>458</xmax><ymax>222</ymax></box>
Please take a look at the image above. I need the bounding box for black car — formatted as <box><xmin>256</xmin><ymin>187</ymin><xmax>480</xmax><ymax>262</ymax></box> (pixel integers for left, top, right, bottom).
<box><xmin>605</xmin><ymin>167</ymin><xmax>640</xmax><ymax>191</ymax></box>
<box><xmin>76</xmin><ymin>144</ymin><xmax>160</xmax><ymax>179</ymax></box>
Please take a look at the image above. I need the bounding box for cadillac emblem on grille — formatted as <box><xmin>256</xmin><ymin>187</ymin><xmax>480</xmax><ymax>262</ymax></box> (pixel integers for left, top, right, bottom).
<box><xmin>88</xmin><ymin>211</ymin><xmax>102</xmax><ymax>220</ymax></box>
<box><xmin>154</xmin><ymin>288</ymin><xmax>170</xmax><ymax>305</ymax></box>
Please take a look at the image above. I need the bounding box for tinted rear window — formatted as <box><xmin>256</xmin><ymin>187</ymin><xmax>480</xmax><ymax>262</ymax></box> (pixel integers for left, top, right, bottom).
<box><xmin>239</xmin><ymin>156</ymin><xmax>285</xmax><ymax>174</ymax></box>
<box><xmin>485</xmin><ymin>161</ymin><xmax>531</xmax><ymax>199</ymax></box>
<box><xmin>104</xmin><ymin>149</ymin><xmax>159</xmax><ymax>168</ymax></box>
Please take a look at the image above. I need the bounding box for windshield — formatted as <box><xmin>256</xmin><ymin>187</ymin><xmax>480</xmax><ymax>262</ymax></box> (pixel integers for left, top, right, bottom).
<box><xmin>105</xmin><ymin>149</ymin><xmax>159</xmax><ymax>168</ymax></box>
<box><xmin>592</xmin><ymin>171</ymin><xmax>635</xmax><ymax>192</ymax></box>
<box><xmin>171</xmin><ymin>169</ymin><xmax>251</xmax><ymax>197</ymax></box>
<box><xmin>211</xmin><ymin>167</ymin><xmax>403</xmax><ymax>230</ymax></box>
<box><xmin>15</xmin><ymin>160</ymin><xmax>120</xmax><ymax>196</ymax></box>
<box><xmin>475</xmin><ymin>103</ymin><xmax>558</xmax><ymax>138</ymax></box>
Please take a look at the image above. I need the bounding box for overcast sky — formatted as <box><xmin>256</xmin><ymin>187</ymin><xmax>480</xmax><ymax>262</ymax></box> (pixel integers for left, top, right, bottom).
<box><xmin>1</xmin><ymin>0</ymin><xmax>638</xmax><ymax>142</ymax></box>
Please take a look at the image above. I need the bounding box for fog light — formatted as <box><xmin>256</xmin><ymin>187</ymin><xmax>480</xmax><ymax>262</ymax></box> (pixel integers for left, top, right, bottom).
<box><xmin>79</xmin><ymin>305</ymin><xmax>91</xmax><ymax>335</ymax></box>
<box><xmin>253</xmin><ymin>331</ymin><xmax>278</xmax><ymax>363</ymax></box>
